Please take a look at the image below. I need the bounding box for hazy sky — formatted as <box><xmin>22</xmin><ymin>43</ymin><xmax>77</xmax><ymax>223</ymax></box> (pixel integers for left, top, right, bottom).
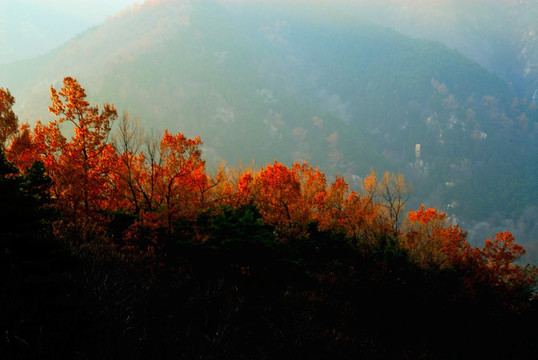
<box><xmin>0</xmin><ymin>0</ymin><xmax>141</xmax><ymax>63</ymax></box>
<box><xmin>10</xmin><ymin>0</ymin><xmax>141</xmax><ymax>22</ymax></box>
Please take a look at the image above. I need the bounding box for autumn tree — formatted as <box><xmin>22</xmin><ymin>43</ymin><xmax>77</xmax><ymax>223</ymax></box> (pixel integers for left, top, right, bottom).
<box><xmin>480</xmin><ymin>232</ymin><xmax>537</xmax><ymax>293</ymax></box>
<box><xmin>377</xmin><ymin>171</ymin><xmax>410</xmax><ymax>233</ymax></box>
<box><xmin>403</xmin><ymin>205</ymin><xmax>474</xmax><ymax>269</ymax></box>
<box><xmin>292</xmin><ymin>162</ymin><xmax>327</xmax><ymax>226</ymax></box>
<box><xmin>238</xmin><ymin>161</ymin><xmax>330</xmax><ymax>241</ymax></box>
<box><xmin>112</xmin><ymin>112</ymin><xmax>207</xmax><ymax>237</ymax></box>
<box><xmin>7</xmin><ymin>77</ymin><xmax>119</xmax><ymax>228</ymax></box>
<box><xmin>402</xmin><ymin>205</ymin><xmax>537</xmax><ymax>297</ymax></box>
<box><xmin>159</xmin><ymin>129</ymin><xmax>206</xmax><ymax>229</ymax></box>
<box><xmin>207</xmin><ymin>162</ymin><xmax>256</xmax><ymax>209</ymax></box>
<box><xmin>321</xmin><ymin>170</ymin><xmax>398</xmax><ymax>249</ymax></box>
<box><xmin>241</xmin><ymin>161</ymin><xmax>384</xmax><ymax>242</ymax></box>
<box><xmin>348</xmin><ymin>193</ymin><xmax>383</xmax><ymax>248</ymax></box>
<box><xmin>251</xmin><ymin>161</ymin><xmax>305</xmax><ymax>240</ymax></box>
<box><xmin>112</xmin><ymin>112</ymin><xmax>146</xmax><ymax>212</ymax></box>
<box><xmin>317</xmin><ymin>175</ymin><xmax>349</xmax><ymax>233</ymax></box>
<box><xmin>0</xmin><ymin>88</ymin><xmax>18</xmax><ymax>149</ymax></box>
<box><xmin>360</xmin><ymin>169</ymin><xmax>410</xmax><ymax>235</ymax></box>
<box><xmin>6</xmin><ymin>122</ymin><xmax>36</xmax><ymax>170</ymax></box>
<box><xmin>46</xmin><ymin>77</ymin><xmax>118</xmax><ymax>217</ymax></box>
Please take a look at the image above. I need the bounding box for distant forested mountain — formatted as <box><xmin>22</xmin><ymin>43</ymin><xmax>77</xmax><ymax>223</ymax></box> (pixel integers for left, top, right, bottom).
<box><xmin>1</xmin><ymin>0</ymin><xmax>537</xmax><ymax>257</ymax></box>
<box><xmin>339</xmin><ymin>0</ymin><xmax>538</xmax><ymax>99</ymax></box>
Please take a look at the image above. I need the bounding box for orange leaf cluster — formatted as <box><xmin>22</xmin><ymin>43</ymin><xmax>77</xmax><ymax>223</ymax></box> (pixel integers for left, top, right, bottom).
<box><xmin>404</xmin><ymin>204</ymin><xmax>537</xmax><ymax>294</ymax></box>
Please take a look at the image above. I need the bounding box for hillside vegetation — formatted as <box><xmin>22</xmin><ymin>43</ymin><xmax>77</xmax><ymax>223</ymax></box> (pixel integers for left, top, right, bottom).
<box><xmin>1</xmin><ymin>78</ymin><xmax>538</xmax><ymax>359</ymax></box>
<box><xmin>2</xmin><ymin>1</ymin><xmax>538</xmax><ymax>239</ymax></box>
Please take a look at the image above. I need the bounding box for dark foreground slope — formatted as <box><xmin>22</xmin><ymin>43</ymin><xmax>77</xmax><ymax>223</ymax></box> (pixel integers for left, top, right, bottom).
<box><xmin>2</xmin><ymin>229</ymin><xmax>538</xmax><ymax>360</ymax></box>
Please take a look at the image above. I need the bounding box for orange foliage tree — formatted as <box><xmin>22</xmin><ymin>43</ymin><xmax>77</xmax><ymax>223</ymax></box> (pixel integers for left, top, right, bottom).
<box><xmin>292</xmin><ymin>162</ymin><xmax>327</xmax><ymax>226</ymax></box>
<box><xmin>0</xmin><ymin>88</ymin><xmax>18</xmax><ymax>149</ymax></box>
<box><xmin>319</xmin><ymin>181</ymin><xmax>381</xmax><ymax>247</ymax></box>
<box><xmin>319</xmin><ymin>170</ymin><xmax>404</xmax><ymax>249</ymax></box>
<box><xmin>480</xmin><ymin>232</ymin><xmax>537</xmax><ymax>292</ymax></box>
<box><xmin>47</xmin><ymin>77</ymin><xmax>118</xmax><ymax>216</ymax></box>
<box><xmin>317</xmin><ymin>175</ymin><xmax>349</xmax><ymax>233</ymax></box>
<box><xmin>214</xmin><ymin>161</ymin><xmax>329</xmax><ymax>241</ymax></box>
<box><xmin>212</xmin><ymin>162</ymin><xmax>404</xmax><ymax>247</ymax></box>
<box><xmin>251</xmin><ymin>161</ymin><xmax>306</xmax><ymax>240</ymax></box>
<box><xmin>7</xmin><ymin>77</ymin><xmax>118</xmax><ymax>223</ymax></box>
<box><xmin>7</xmin><ymin>122</ymin><xmax>37</xmax><ymax>170</ymax></box>
<box><xmin>404</xmin><ymin>205</ymin><xmax>537</xmax><ymax>296</ymax></box>
<box><xmin>112</xmin><ymin>113</ymin><xmax>206</xmax><ymax>235</ymax></box>
<box><xmin>404</xmin><ymin>205</ymin><xmax>474</xmax><ymax>269</ymax></box>
<box><xmin>159</xmin><ymin>130</ymin><xmax>206</xmax><ymax>228</ymax></box>
<box><xmin>212</xmin><ymin>163</ymin><xmax>408</xmax><ymax>247</ymax></box>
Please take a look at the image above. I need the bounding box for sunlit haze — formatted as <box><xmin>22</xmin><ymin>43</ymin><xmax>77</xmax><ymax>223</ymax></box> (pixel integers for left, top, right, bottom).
<box><xmin>0</xmin><ymin>0</ymin><xmax>140</xmax><ymax>63</ymax></box>
<box><xmin>6</xmin><ymin>0</ymin><xmax>140</xmax><ymax>20</ymax></box>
